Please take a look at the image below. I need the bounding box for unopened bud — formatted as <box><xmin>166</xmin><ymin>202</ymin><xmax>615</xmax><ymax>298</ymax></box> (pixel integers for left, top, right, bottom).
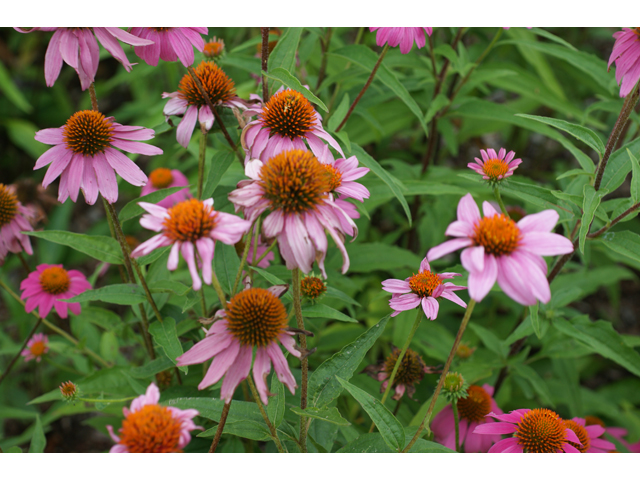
<box><xmin>456</xmin><ymin>342</ymin><xmax>476</xmax><ymax>359</ymax></box>
<box><xmin>300</xmin><ymin>274</ymin><xmax>327</xmax><ymax>301</ymax></box>
<box><xmin>442</xmin><ymin>372</ymin><xmax>468</xmax><ymax>402</ymax></box>
<box><xmin>59</xmin><ymin>381</ymin><xmax>79</xmax><ymax>401</ymax></box>
<box><xmin>203</xmin><ymin>37</ymin><xmax>225</xmax><ymax>59</ymax></box>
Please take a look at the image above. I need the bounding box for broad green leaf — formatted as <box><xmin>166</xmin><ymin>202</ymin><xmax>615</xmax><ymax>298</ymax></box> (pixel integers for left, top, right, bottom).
<box><xmin>327</xmin><ymin>93</ymin><xmax>350</xmax><ymax>132</ymax></box>
<box><xmin>290</xmin><ymin>406</ymin><xmax>350</xmax><ymax>426</ymax></box>
<box><xmin>200</xmin><ymin>420</ymin><xmax>271</xmax><ymax>442</ymax></box>
<box><xmin>3</xmin><ymin>119</ymin><xmax>47</xmax><ymax>159</ymax></box>
<box><xmin>263</xmin><ymin>67</ymin><xmax>328</xmax><ymax>112</ymax></box>
<box><xmin>249</xmin><ymin>267</ymin><xmax>292</xmax><ymax>300</ymax></box>
<box><xmin>469</xmin><ymin>323</ymin><xmax>508</xmax><ymax>358</ymax></box>
<box><xmin>425</xmin><ymin>93</ymin><xmax>450</xmax><ymax>124</ymax></box>
<box><xmin>347</xmin><ymin>242</ymin><xmax>421</xmax><ymax>273</ymax></box>
<box><xmin>530</xmin><ymin>302</ymin><xmax>541</xmax><ymax>339</ymax></box>
<box><xmin>336</xmin><ymin>429</ymin><xmax>454</xmax><ymax>453</ymax></box>
<box><xmin>6</xmin><ymin>446</ymin><xmax>22</xmax><ymax>453</ymax></box>
<box><xmin>308</xmin><ymin>315</ymin><xmax>389</xmax><ymax>409</ymax></box>
<box><xmin>516</xmin><ymin>114</ymin><xmax>605</xmax><ymax>157</ymax></box>
<box><xmin>554</xmin><ymin>316</ymin><xmax>640</xmax><ymax>377</ymax></box>
<box><xmin>302</xmin><ymin>304</ymin><xmax>357</xmax><ymax>323</ymax></box>
<box><xmin>63</xmin><ymin>284</ymin><xmax>146</xmax><ymax>305</ymax></box>
<box><xmin>164</xmin><ymin>397</ymin><xmax>264</xmax><ymax>423</ymax></box>
<box><xmin>629</xmin><ymin>149</ymin><xmax>640</xmax><ymax>203</ymax></box>
<box><xmin>267</xmin><ymin>27</ymin><xmax>303</xmax><ymax>93</ymax></box>
<box><xmin>214</xmin><ymin>242</ymin><xmax>240</xmax><ymax>295</ymax></box>
<box><xmin>0</xmin><ymin>61</ymin><xmax>32</xmax><ymax>113</ymax></box>
<box><xmin>267</xmin><ymin>375</ymin><xmax>285</xmax><ymax>428</ymax></box>
<box><xmin>149</xmin><ymin>318</ymin><xmax>186</xmax><ymax>373</ymax></box>
<box><xmin>202</xmin><ymin>151</ymin><xmax>236</xmax><ymax>199</ymax></box>
<box><xmin>512</xmin><ymin>363</ymin><xmax>555</xmax><ymax>407</ymax></box>
<box><xmin>530</xmin><ymin>28</ymin><xmax>577</xmax><ymax>51</ymax></box>
<box><xmin>148</xmin><ymin>280</ymin><xmax>190</xmax><ymax>296</ymax></box>
<box><xmin>25</xmin><ymin>231</ymin><xmax>122</xmax><ymax>264</ymax></box>
<box><xmin>78</xmin><ymin>306</ymin><xmax>120</xmax><ymax>331</ymax></box>
<box><xmin>552</xmin><ymin>358</ymin><xmax>583</xmax><ymax>417</ymax></box>
<box><xmin>129</xmin><ymin>356</ymin><xmax>175</xmax><ymax>379</ymax></box>
<box><xmin>137</xmin><ymin>246</ymin><xmax>170</xmax><ymax>267</ymax></box>
<box><xmin>325</xmin><ymin>286</ymin><xmax>361</xmax><ymax>306</ymax></box>
<box><xmin>601</xmin><ymin>137</ymin><xmax>640</xmax><ymax>192</ymax></box>
<box><xmin>99</xmin><ymin>331</ymin><xmax>119</xmax><ymax>363</ymax></box>
<box><xmin>598</xmin><ymin>230</ymin><xmax>640</xmax><ymax>270</ymax></box>
<box><xmin>579</xmin><ymin>184</ymin><xmax>608</xmax><ymax>253</ymax></box>
<box><xmin>28</xmin><ymin>416</ymin><xmax>46</xmax><ymax>453</ymax></box>
<box><xmin>118</xmin><ymin>186</ymin><xmax>188</xmax><ymax>223</ymax></box>
<box><xmin>336</xmin><ymin>377</ymin><xmax>404</xmax><ymax>452</ymax></box>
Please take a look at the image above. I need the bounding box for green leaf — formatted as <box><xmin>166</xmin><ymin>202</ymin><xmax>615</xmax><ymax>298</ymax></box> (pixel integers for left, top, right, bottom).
<box><xmin>214</xmin><ymin>242</ymin><xmax>240</xmax><ymax>295</ymax></box>
<box><xmin>290</xmin><ymin>406</ymin><xmax>351</xmax><ymax>426</ymax></box>
<box><xmin>516</xmin><ymin>114</ymin><xmax>605</xmax><ymax>156</ymax></box>
<box><xmin>28</xmin><ymin>416</ymin><xmax>46</xmax><ymax>453</ymax></box>
<box><xmin>579</xmin><ymin>184</ymin><xmax>608</xmax><ymax>254</ymax></box>
<box><xmin>263</xmin><ymin>67</ymin><xmax>327</xmax><ymax>112</ymax></box>
<box><xmin>468</xmin><ymin>323</ymin><xmax>507</xmax><ymax>358</ymax></box>
<box><xmin>164</xmin><ymin>397</ymin><xmax>264</xmax><ymax>423</ymax></box>
<box><xmin>308</xmin><ymin>315</ymin><xmax>389</xmax><ymax>409</ymax></box>
<box><xmin>325</xmin><ymin>286</ymin><xmax>360</xmax><ymax>306</ymax></box>
<box><xmin>267</xmin><ymin>375</ymin><xmax>285</xmax><ymax>428</ymax></box>
<box><xmin>327</xmin><ymin>93</ymin><xmax>350</xmax><ymax>132</ymax></box>
<box><xmin>349</xmin><ymin>144</ymin><xmax>411</xmax><ymax>224</ymax></box>
<box><xmin>598</xmin><ymin>230</ymin><xmax>640</xmax><ymax>270</ymax></box>
<box><xmin>347</xmin><ymin>242</ymin><xmax>422</xmax><ymax>273</ymax></box>
<box><xmin>202</xmin><ymin>151</ymin><xmax>236</xmax><ymax>199</ymax></box>
<box><xmin>149</xmin><ymin>318</ymin><xmax>186</xmax><ymax>373</ymax></box>
<box><xmin>425</xmin><ymin>93</ymin><xmax>450</xmax><ymax>124</ymax></box>
<box><xmin>629</xmin><ymin>149</ymin><xmax>640</xmax><ymax>203</ymax></box>
<box><xmin>267</xmin><ymin>27</ymin><xmax>303</xmax><ymax>93</ymax></box>
<box><xmin>2</xmin><ymin>119</ymin><xmax>47</xmax><ymax>159</ymax></box>
<box><xmin>336</xmin><ymin>377</ymin><xmax>404</xmax><ymax>452</ymax></box>
<box><xmin>5</xmin><ymin>446</ymin><xmax>22</xmax><ymax>453</ymax></box>
<box><xmin>118</xmin><ymin>186</ymin><xmax>189</xmax><ymax>223</ymax></box>
<box><xmin>601</xmin><ymin>137</ymin><xmax>640</xmax><ymax>192</ymax></box>
<box><xmin>336</xmin><ymin>428</ymin><xmax>454</xmax><ymax>453</ymax></box>
<box><xmin>530</xmin><ymin>302</ymin><xmax>541</xmax><ymax>339</ymax></box>
<box><xmin>331</xmin><ymin>44</ymin><xmax>428</xmax><ymax>135</ymax></box>
<box><xmin>302</xmin><ymin>304</ymin><xmax>357</xmax><ymax>323</ymax></box>
<box><xmin>249</xmin><ymin>267</ymin><xmax>292</xmax><ymax>300</ymax></box>
<box><xmin>512</xmin><ymin>363</ymin><xmax>555</xmax><ymax>407</ymax></box>
<box><xmin>148</xmin><ymin>280</ymin><xmax>190</xmax><ymax>296</ymax></box>
<box><xmin>25</xmin><ymin>231</ymin><xmax>122</xmax><ymax>264</ymax></box>
<box><xmin>552</xmin><ymin>358</ymin><xmax>583</xmax><ymax>417</ymax></box>
<box><xmin>129</xmin><ymin>356</ymin><xmax>175</xmax><ymax>379</ymax></box>
<box><xmin>99</xmin><ymin>331</ymin><xmax>119</xmax><ymax>363</ymax></box>
<box><xmin>554</xmin><ymin>316</ymin><xmax>640</xmax><ymax>377</ymax></box>
<box><xmin>0</xmin><ymin>61</ymin><xmax>32</xmax><ymax>113</ymax></box>
<box><xmin>63</xmin><ymin>284</ymin><xmax>146</xmax><ymax>305</ymax></box>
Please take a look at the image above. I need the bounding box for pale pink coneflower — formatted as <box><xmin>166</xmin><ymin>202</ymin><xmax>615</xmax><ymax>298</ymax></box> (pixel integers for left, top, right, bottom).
<box><xmin>34</xmin><ymin>110</ymin><xmax>162</xmax><ymax>205</ymax></box>
<box><xmin>467</xmin><ymin>148</ymin><xmax>522</xmax><ymax>184</ymax></box>
<box><xmin>381</xmin><ymin>256</ymin><xmax>467</xmax><ymax>320</ymax></box>
<box><xmin>162</xmin><ymin>60</ymin><xmax>247</xmax><ymax>148</ymax></box>
<box><xmin>106</xmin><ymin>383</ymin><xmax>200</xmax><ymax>453</ymax></box>
<box><xmin>432</xmin><ymin>384</ymin><xmax>503</xmax><ymax>452</ymax></box>
<box><xmin>228</xmin><ymin>149</ymin><xmax>357</xmax><ymax>277</ymax></box>
<box><xmin>427</xmin><ymin>193</ymin><xmax>574</xmax><ymax>306</ymax></box>
<box><xmin>131</xmin><ymin>198</ymin><xmax>251</xmax><ymax>291</ymax></box>
<box><xmin>608</xmin><ymin>28</ymin><xmax>640</xmax><ymax>97</ymax></box>
<box><xmin>140</xmin><ymin>168</ymin><xmax>191</xmax><ymax>208</ymax></box>
<box><xmin>14</xmin><ymin>28</ymin><xmax>153</xmax><ymax>91</ymax></box>
<box><xmin>129</xmin><ymin>28</ymin><xmax>207</xmax><ymax>67</ymax></box>
<box><xmin>20</xmin><ymin>264</ymin><xmax>91</xmax><ymax>318</ymax></box>
<box><xmin>242</xmin><ymin>87</ymin><xmax>344</xmax><ymax>164</ymax></box>
<box><xmin>21</xmin><ymin>333</ymin><xmax>49</xmax><ymax>363</ymax></box>
<box><xmin>0</xmin><ymin>184</ymin><xmax>34</xmax><ymax>263</ymax></box>
<box><xmin>369</xmin><ymin>28</ymin><xmax>433</xmax><ymax>54</ymax></box>
<box><xmin>474</xmin><ymin>408</ymin><xmax>582</xmax><ymax>453</ymax></box>
<box><xmin>177</xmin><ymin>286</ymin><xmax>300</xmax><ymax>404</ymax></box>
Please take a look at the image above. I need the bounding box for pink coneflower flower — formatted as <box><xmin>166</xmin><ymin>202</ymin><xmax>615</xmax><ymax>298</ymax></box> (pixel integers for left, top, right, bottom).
<box><xmin>15</xmin><ymin>28</ymin><xmax>153</xmax><ymax>91</ymax></box>
<box><xmin>131</xmin><ymin>198</ymin><xmax>251</xmax><ymax>291</ymax></box>
<box><xmin>106</xmin><ymin>383</ymin><xmax>200</xmax><ymax>453</ymax></box>
<box><xmin>177</xmin><ymin>286</ymin><xmax>300</xmax><ymax>404</ymax></box>
<box><xmin>21</xmin><ymin>333</ymin><xmax>49</xmax><ymax>363</ymax></box>
<box><xmin>0</xmin><ymin>184</ymin><xmax>34</xmax><ymax>262</ymax></box>
<box><xmin>34</xmin><ymin>110</ymin><xmax>162</xmax><ymax>205</ymax></box>
<box><xmin>203</xmin><ymin>36</ymin><xmax>225</xmax><ymax>59</ymax></box>
<box><xmin>129</xmin><ymin>28</ymin><xmax>207</xmax><ymax>67</ymax></box>
<box><xmin>20</xmin><ymin>264</ymin><xmax>91</xmax><ymax>318</ymax></box>
<box><xmin>381</xmin><ymin>256</ymin><xmax>467</xmax><ymax>320</ymax></box>
<box><xmin>432</xmin><ymin>384</ymin><xmax>503</xmax><ymax>452</ymax></box>
<box><xmin>585</xmin><ymin>416</ymin><xmax>631</xmax><ymax>452</ymax></box>
<box><xmin>242</xmin><ymin>88</ymin><xmax>344</xmax><ymax>163</ymax></box>
<box><xmin>608</xmin><ymin>28</ymin><xmax>640</xmax><ymax>97</ymax></box>
<box><xmin>467</xmin><ymin>148</ymin><xmax>522</xmax><ymax>184</ymax></box>
<box><xmin>369</xmin><ymin>28</ymin><xmax>433</xmax><ymax>54</ymax></box>
<box><xmin>563</xmin><ymin>417</ymin><xmax>616</xmax><ymax>453</ymax></box>
<box><xmin>163</xmin><ymin>60</ymin><xmax>247</xmax><ymax>148</ymax></box>
<box><xmin>140</xmin><ymin>168</ymin><xmax>191</xmax><ymax>208</ymax></box>
<box><xmin>228</xmin><ymin>149</ymin><xmax>356</xmax><ymax>276</ymax></box>
<box><xmin>427</xmin><ymin>193</ymin><xmax>574</xmax><ymax>306</ymax></box>
<box><xmin>474</xmin><ymin>408</ymin><xmax>582</xmax><ymax>453</ymax></box>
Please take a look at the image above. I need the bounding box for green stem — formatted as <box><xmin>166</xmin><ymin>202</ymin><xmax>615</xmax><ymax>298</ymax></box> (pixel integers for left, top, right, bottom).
<box><xmin>246</xmin><ymin>376</ymin><xmax>285</xmax><ymax>453</ymax></box>
<box><xmin>197</xmin><ymin>127</ymin><xmax>207</xmax><ymax>200</ymax></box>
<box><xmin>0</xmin><ymin>315</ymin><xmax>42</xmax><ymax>387</ymax></box>
<box><xmin>402</xmin><ymin>299</ymin><xmax>476</xmax><ymax>453</ymax></box>
<box><xmin>208</xmin><ymin>401</ymin><xmax>231</xmax><ymax>453</ymax></box>
<box><xmin>210</xmin><ymin>271</ymin><xmax>227</xmax><ymax>307</ymax></box>
<box><xmin>291</xmin><ymin>268</ymin><xmax>308</xmax><ymax>453</ymax></box>
<box><xmin>232</xmin><ymin>219</ymin><xmax>258</xmax><ymax>296</ymax></box>
<box><xmin>452</xmin><ymin>400</ymin><xmax>460</xmax><ymax>452</ymax></box>
<box><xmin>493</xmin><ymin>187</ymin><xmax>509</xmax><ymax>217</ymax></box>
<box><xmin>255</xmin><ymin>240</ymin><xmax>277</xmax><ymax>267</ymax></box>
<box><xmin>200</xmin><ymin>289</ymin><xmax>208</xmax><ymax>318</ymax></box>
<box><xmin>260</xmin><ymin>28</ymin><xmax>271</xmax><ymax>102</ymax></box>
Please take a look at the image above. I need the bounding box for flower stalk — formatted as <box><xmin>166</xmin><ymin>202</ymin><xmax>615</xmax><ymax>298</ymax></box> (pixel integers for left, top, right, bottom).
<box><xmin>291</xmin><ymin>268</ymin><xmax>308</xmax><ymax>452</ymax></box>
<box><xmin>261</xmin><ymin>28</ymin><xmax>271</xmax><ymax>102</ymax></box>
<box><xmin>247</xmin><ymin>375</ymin><xmax>285</xmax><ymax>453</ymax></box>
<box><xmin>208</xmin><ymin>401</ymin><xmax>231</xmax><ymax>453</ymax></box>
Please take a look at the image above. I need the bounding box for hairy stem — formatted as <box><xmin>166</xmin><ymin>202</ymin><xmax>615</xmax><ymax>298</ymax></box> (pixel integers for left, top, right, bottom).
<box><xmin>197</xmin><ymin>127</ymin><xmax>208</xmax><ymax>200</ymax></box>
<box><xmin>316</xmin><ymin>27</ymin><xmax>333</xmax><ymax>91</ymax></box>
<box><xmin>261</xmin><ymin>28</ymin><xmax>271</xmax><ymax>102</ymax></box>
<box><xmin>208</xmin><ymin>401</ymin><xmax>231</xmax><ymax>453</ymax></box>
<box><xmin>89</xmin><ymin>83</ymin><xmax>99</xmax><ymax>111</ymax></box>
<box><xmin>291</xmin><ymin>268</ymin><xmax>308</xmax><ymax>452</ymax></box>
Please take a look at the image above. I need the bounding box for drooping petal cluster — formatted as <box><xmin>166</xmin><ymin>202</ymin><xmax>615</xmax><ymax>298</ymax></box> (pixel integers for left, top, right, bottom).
<box><xmin>20</xmin><ymin>264</ymin><xmax>91</xmax><ymax>319</ymax></box>
<box><xmin>21</xmin><ymin>333</ymin><xmax>49</xmax><ymax>363</ymax></box>
<box><xmin>563</xmin><ymin>417</ymin><xmax>616</xmax><ymax>453</ymax></box>
<box><xmin>0</xmin><ymin>183</ymin><xmax>34</xmax><ymax>262</ymax></box>
<box><xmin>34</xmin><ymin>110</ymin><xmax>162</xmax><ymax>205</ymax></box>
<box><xmin>130</xmin><ymin>28</ymin><xmax>207</xmax><ymax>67</ymax></box>
<box><xmin>131</xmin><ymin>198</ymin><xmax>251</xmax><ymax>290</ymax></box>
<box><xmin>369</xmin><ymin>28</ymin><xmax>433</xmax><ymax>54</ymax></box>
<box><xmin>428</xmin><ymin>193</ymin><xmax>574</xmax><ymax>306</ymax></box>
<box><xmin>140</xmin><ymin>168</ymin><xmax>192</xmax><ymax>208</ymax></box>
<box><xmin>107</xmin><ymin>383</ymin><xmax>200</xmax><ymax>453</ymax></box>
<box><xmin>177</xmin><ymin>286</ymin><xmax>300</xmax><ymax>404</ymax></box>
<box><xmin>608</xmin><ymin>28</ymin><xmax>640</xmax><ymax>97</ymax></box>
<box><xmin>468</xmin><ymin>148</ymin><xmax>522</xmax><ymax>183</ymax></box>
<box><xmin>381</xmin><ymin>256</ymin><xmax>467</xmax><ymax>319</ymax></box>
<box><xmin>15</xmin><ymin>28</ymin><xmax>153</xmax><ymax>90</ymax></box>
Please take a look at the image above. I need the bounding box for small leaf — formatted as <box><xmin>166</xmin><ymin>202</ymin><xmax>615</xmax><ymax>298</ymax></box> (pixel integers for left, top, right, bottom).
<box><xmin>327</xmin><ymin>93</ymin><xmax>350</xmax><ymax>132</ymax></box>
<box><xmin>0</xmin><ymin>61</ymin><xmax>32</xmax><ymax>113</ymax></box>
<box><xmin>290</xmin><ymin>406</ymin><xmax>351</xmax><ymax>426</ymax></box>
<box><xmin>469</xmin><ymin>323</ymin><xmax>508</xmax><ymax>358</ymax></box>
<box><xmin>512</xmin><ymin>363</ymin><xmax>555</xmax><ymax>407</ymax></box>
<box><xmin>598</xmin><ymin>231</ymin><xmax>640</xmax><ymax>270</ymax></box>
<box><xmin>325</xmin><ymin>286</ymin><xmax>361</xmax><ymax>306</ymax></box>
<box><xmin>28</xmin><ymin>415</ymin><xmax>46</xmax><ymax>453</ymax></box>
<box><xmin>267</xmin><ymin>375</ymin><xmax>285</xmax><ymax>428</ymax></box>
<box><xmin>249</xmin><ymin>267</ymin><xmax>292</xmax><ymax>300</ymax></box>
<box><xmin>119</xmin><ymin>186</ymin><xmax>189</xmax><ymax>223</ymax></box>
<box><xmin>149</xmin><ymin>317</ymin><xmax>186</xmax><ymax>374</ymax></box>
<box><xmin>25</xmin><ymin>231</ymin><xmax>122</xmax><ymax>264</ymax></box>
<box><xmin>214</xmin><ymin>242</ymin><xmax>240</xmax><ymax>295</ymax></box>
<box><xmin>267</xmin><ymin>27</ymin><xmax>303</xmax><ymax>93</ymax></box>
<box><xmin>530</xmin><ymin>302</ymin><xmax>541</xmax><ymax>339</ymax></box>
<box><xmin>129</xmin><ymin>356</ymin><xmax>175</xmax><ymax>379</ymax></box>
<box><xmin>202</xmin><ymin>151</ymin><xmax>235</xmax><ymax>199</ymax></box>
<box><xmin>263</xmin><ymin>67</ymin><xmax>328</xmax><ymax>112</ymax></box>
<box><xmin>99</xmin><ymin>331</ymin><xmax>119</xmax><ymax>363</ymax></box>
<box><xmin>148</xmin><ymin>280</ymin><xmax>190</xmax><ymax>296</ymax></box>
<box><xmin>579</xmin><ymin>184</ymin><xmax>608</xmax><ymax>253</ymax></box>
<box><xmin>516</xmin><ymin>114</ymin><xmax>605</xmax><ymax>156</ymax></box>
<box><xmin>302</xmin><ymin>304</ymin><xmax>357</xmax><ymax>323</ymax></box>
<box><xmin>628</xmin><ymin>149</ymin><xmax>640</xmax><ymax>203</ymax></box>
<box><xmin>63</xmin><ymin>284</ymin><xmax>146</xmax><ymax>305</ymax></box>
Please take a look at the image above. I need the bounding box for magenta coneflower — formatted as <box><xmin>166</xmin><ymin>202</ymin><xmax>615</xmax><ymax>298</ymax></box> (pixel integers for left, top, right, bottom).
<box><xmin>468</xmin><ymin>148</ymin><xmax>522</xmax><ymax>184</ymax></box>
<box><xmin>34</xmin><ymin>110</ymin><xmax>162</xmax><ymax>205</ymax></box>
<box><xmin>0</xmin><ymin>184</ymin><xmax>34</xmax><ymax>262</ymax></box>
<box><xmin>608</xmin><ymin>28</ymin><xmax>640</xmax><ymax>97</ymax></box>
<box><xmin>242</xmin><ymin>88</ymin><xmax>344</xmax><ymax>163</ymax></box>
<box><xmin>381</xmin><ymin>256</ymin><xmax>467</xmax><ymax>320</ymax></box>
<box><xmin>369</xmin><ymin>28</ymin><xmax>433</xmax><ymax>54</ymax></box>
<box><xmin>20</xmin><ymin>264</ymin><xmax>91</xmax><ymax>318</ymax></box>
<box><xmin>432</xmin><ymin>384</ymin><xmax>503</xmax><ymax>452</ymax></box>
<box><xmin>427</xmin><ymin>193</ymin><xmax>573</xmax><ymax>306</ymax></box>
<box><xmin>163</xmin><ymin>60</ymin><xmax>247</xmax><ymax>148</ymax></box>
<box><xmin>474</xmin><ymin>408</ymin><xmax>582</xmax><ymax>453</ymax></box>
<box><xmin>585</xmin><ymin>416</ymin><xmax>630</xmax><ymax>452</ymax></box>
<box><xmin>177</xmin><ymin>286</ymin><xmax>300</xmax><ymax>404</ymax></box>
<box><xmin>129</xmin><ymin>28</ymin><xmax>207</xmax><ymax>67</ymax></box>
<box><xmin>131</xmin><ymin>198</ymin><xmax>251</xmax><ymax>291</ymax></box>
<box><xmin>106</xmin><ymin>383</ymin><xmax>200</xmax><ymax>453</ymax></box>
<box><xmin>15</xmin><ymin>28</ymin><xmax>153</xmax><ymax>90</ymax></box>
<box><xmin>563</xmin><ymin>417</ymin><xmax>616</xmax><ymax>453</ymax></box>
<box><xmin>228</xmin><ymin>150</ymin><xmax>357</xmax><ymax>276</ymax></box>
<box><xmin>141</xmin><ymin>168</ymin><xmax>191</xmax><ymax>208</ymax></box>
<box><xmin>21</xmin><ymin>333</ymin><xmax>49</xmax><ymax>363</ymax></box>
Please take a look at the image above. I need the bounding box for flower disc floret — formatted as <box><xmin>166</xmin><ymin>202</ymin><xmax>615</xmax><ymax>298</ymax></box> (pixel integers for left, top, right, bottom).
<box><xmin>564</xmin><ymin>419</ymin><xmax>590</xmax><ymax>453</ymax></box>
<box><xmin>62</xmin><ymin>110</ymin><xmax>115</xmax><ymax>155</ymax></box>
<box><xmin>408</xmin><ymin>270</ymin><xmax>444</xmax><ymax>297</ymax></box>
<box><xmin>383</xmin><ymin>348</ymin><xmax>425</xmax><ymax>387</ymax></box>
<box><xmin>323</xmin><ymin>164</ymin><xmax>343</xmax><ymax>192</ymax></box>
<box><xmin>458</xmin><ymin>385</ymin><xmax>492</xmax><ymax>422</ymax></box>
<box><xmin>225</xmin><ymin>288</ymin><xmax>288</xmax><ymax>347</ymax></box>
<box><xmin>472</xmin><ymin>214</ymin><xmax>521</xmax><ymax>256</ymax></box>
<box><xmin>515</xmin><ymin>408</ymin><xmax>567</xmax><ymax>453</ymax></box>
<box><xmin>119</xmin><ymin>404</ymin><xmax>183</xmax><ymax>453</ymax></box>
<box><xmin>0</xmin><ymin>184</ymin><xmax>18</xmax><ymax>226</ymax></box>
<box><xmin>178</xmin><ymin>61</ymin><xmax>235</xmax><ymax>107</ymax></box>
<box><xmin>149</xmin><ymin>168</ymin><xmax>174</xmax><ymax>188</ymax></box>
<box><xmin>163</xmin><ymin>199</ymin><xmax>217</xmax><ymax>243</ymax></box>
<box><xmin>39</xmin><ymin>266</ymin><xmax>71</xmax><ymax>294</ymax></box>
<box><xmin>260</xmin><ymin>89</ymin><xmax>315</xmax><ymax>140</ymax></box>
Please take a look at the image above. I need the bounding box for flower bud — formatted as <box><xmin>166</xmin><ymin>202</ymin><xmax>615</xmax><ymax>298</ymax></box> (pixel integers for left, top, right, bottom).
<box><xmin>59</xmin><ymin>381</ymin><xmax>79</xmax><ymax>401</ymax></box>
